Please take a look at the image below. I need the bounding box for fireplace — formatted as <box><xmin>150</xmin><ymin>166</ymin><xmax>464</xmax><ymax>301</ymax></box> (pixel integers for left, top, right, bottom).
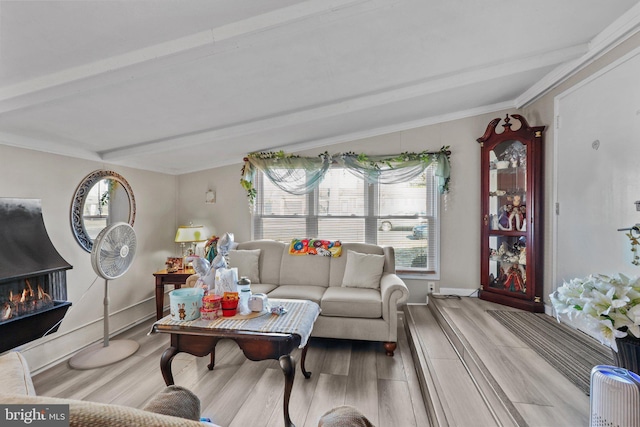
<box><xmin>0</xmin><ymin>198</ymin><xmax>72</xmax><ymax>353</ymax></box>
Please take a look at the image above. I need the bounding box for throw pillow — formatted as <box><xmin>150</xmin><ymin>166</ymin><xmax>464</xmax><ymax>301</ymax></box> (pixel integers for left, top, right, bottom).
<box><xmin>228</xmin><ymin>249</ymin><xmax>261</xmax><ymax>284</ymax></box>
<box><xmin>341</xmin><ymin>250</ymin><xmax>384</xmax><ymax>289</ymax></box>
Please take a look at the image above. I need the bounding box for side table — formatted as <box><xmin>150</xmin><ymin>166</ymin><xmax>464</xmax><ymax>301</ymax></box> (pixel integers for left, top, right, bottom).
<box><xmin>153</xmin><ymin>269</ymin><xmax>195</xmax><ymax>320</ymax></box>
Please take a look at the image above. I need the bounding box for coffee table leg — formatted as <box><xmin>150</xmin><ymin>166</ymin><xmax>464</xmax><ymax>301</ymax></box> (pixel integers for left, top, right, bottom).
<box><xmin>160</xmin><ymin>346</ymin><xmax>179</xmax><ymax>385</ymax></box>
<box><xmin>300</xmin><ymin>343</ymin><xmax>311</xmax><ymax>379</ymax></box>
<box><xmin>208</xmin><ymin>349</ymin><xmax>215</xmax><ymax>370</ymax></box>
<box><xmin>279</xmin><ymin>354</ymin><xmax>296</xmax><ymax>427</ymax></box>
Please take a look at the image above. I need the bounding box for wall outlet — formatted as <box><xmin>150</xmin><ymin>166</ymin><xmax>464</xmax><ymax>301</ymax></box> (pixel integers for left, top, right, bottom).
<box><xmin>427</xmin><ymin>282</ymin><xmax>436</xmax><ymax>294</ymax></box>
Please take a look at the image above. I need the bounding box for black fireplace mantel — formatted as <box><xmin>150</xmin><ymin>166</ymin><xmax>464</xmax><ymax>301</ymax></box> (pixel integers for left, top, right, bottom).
<box><xmin>0</xmin><ymin>198</ymin><xmax>72</xmax><ymax>352</ymax></box>
<box><xmin>0</xmin><ymin>198</ymin><xmax>72</xmax><ymax>284</ymax></box>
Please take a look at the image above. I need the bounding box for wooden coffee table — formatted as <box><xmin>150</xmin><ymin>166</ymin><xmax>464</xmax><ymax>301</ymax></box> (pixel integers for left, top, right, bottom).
<box><xmin>151</xmin><ymin>299</ymin><xmax>320</xmax><ymax>427</ymax></box>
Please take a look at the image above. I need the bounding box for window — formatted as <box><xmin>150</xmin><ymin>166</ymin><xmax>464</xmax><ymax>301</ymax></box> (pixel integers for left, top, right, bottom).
<box><xmin>252</xmin><ymin>165</ymin><xmax>440</xmax><ymax>275</ymax></box>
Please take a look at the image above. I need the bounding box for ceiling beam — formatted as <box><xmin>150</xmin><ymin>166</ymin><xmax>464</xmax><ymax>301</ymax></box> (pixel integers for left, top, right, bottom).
<box><xmin>0</xmin><ymin>0</ymin><xmax>374</xmax><ymax>115</ymax></box>
<box><xmin>100</xmin><ymin>44</ymin><xmax>584</xmax><ymax>161</ymax></box>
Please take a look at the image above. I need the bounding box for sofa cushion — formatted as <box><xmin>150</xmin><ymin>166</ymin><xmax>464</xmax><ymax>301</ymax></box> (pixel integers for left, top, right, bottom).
<box><xmin>267</xmin><ymin>285</ymin><xmax>327</xmax><ymax>306</ymax></box>
<box><xmin>2</xmin><ymin>352</ymin><xmax>36</xmax><ymax>396</ymax></box>
<box><xmin>321</xmin><ymin>287</ymin><xmax>382</xmax><ymax>318</ymax></box>
<box><xmin>228</xmin><ymin>249</ymin><xmax>260</xmax><ymax>284</ymax></box>
<box><xmin>250</xmin><ymin>283</ymin><xmax>278</xmax><ymax>294</ymax></box>
<box><xmin>237</xmin><ymin>240</ymin><xmax>286</xmax><ymax>285</ymax></box>
<box><xmin>341</xmin><ymin>250</ymin><xmax>385</xmax><ymax>289</ymax></box>
<box><xmin>279</xmin><ymin>251</ymin><xmax>331</xmax><ymax>287</ymax></box>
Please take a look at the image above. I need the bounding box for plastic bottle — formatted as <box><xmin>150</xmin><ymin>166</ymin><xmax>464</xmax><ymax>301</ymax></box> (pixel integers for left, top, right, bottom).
<box><xmin>237</xmin><ymin>276</ymin><xmax>252</xmax><ymax>315</ymax></box>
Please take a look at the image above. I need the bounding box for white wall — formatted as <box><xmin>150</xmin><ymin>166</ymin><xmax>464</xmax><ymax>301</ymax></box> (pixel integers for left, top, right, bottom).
<box><xmin>178</xmin><ymin>109</ymin><xmax>523</xmax><ymax>302</ymax></box>
<box><xmin>525</xmin><ymin>32</ymin><xmax>640</xmax><ymax>310</ymax></box>
<box><xmin>0</xmin><ymin>144</ymin><xmax>177</xmax><ymax>372</ymax></box>
<box><xmin>555</xmin><ymin>48</ymin><xmax>640</xmax><ymax>281</ymax></box>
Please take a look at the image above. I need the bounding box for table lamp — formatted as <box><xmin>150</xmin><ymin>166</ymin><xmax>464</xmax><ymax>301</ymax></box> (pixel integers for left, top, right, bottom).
<box><xmin>175</xmin><ymin>225</ymin><xmax>208</xmax><ymax>266</ymax></box>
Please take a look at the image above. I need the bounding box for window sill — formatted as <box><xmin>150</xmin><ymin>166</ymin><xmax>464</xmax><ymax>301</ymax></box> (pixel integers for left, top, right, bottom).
<box><xmin>397</xmin><ymin>270</ymin><xmax>439</xmax><ymax>280</ymax></box>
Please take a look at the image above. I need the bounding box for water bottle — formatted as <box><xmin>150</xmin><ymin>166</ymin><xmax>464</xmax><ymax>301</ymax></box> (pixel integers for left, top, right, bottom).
<box><xmin>237</xmin><ymin>276</ymin><xmax>252</xmax><ymax>315</ymax></box>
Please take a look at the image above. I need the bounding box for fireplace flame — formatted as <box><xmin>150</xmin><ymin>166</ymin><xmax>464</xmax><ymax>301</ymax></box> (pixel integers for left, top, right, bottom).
<box><xmin>0</xmin><ymin>278</ymin><xmax>54</xmax><ymax>323</ymax></box>
<box><xmin>1</xmin><ymin>302</ymin><xmax>11</xmax><ymax>321</ymax></box>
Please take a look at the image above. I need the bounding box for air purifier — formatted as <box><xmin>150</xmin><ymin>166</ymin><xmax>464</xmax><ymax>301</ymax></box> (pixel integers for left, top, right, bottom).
<box><xmin>590</xmin><ymin>365</ymin><xmax>640</xmax><ymax>427</ymax></box>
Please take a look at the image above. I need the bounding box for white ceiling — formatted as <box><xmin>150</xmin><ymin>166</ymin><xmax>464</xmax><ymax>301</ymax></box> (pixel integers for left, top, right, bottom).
<box><xmin>1</xmin><ymin>0</ymin><xmax>639</xmax><ymax>174</ymax></box>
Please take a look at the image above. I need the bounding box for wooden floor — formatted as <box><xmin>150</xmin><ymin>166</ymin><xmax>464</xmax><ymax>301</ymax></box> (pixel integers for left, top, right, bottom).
<box><xmin>31</xmin><ymin>297</ymin><xmax>592</xmax><ymax>427</ymax></box>
<box><xmin>405</xmin><ymin>297</ymin><xmax>590</xmax><ymax>427</ymax></box>
<box><xmin>32</xmin><ymin>317</ymin><xmax>429</xmax><ymax>427</ymax></box>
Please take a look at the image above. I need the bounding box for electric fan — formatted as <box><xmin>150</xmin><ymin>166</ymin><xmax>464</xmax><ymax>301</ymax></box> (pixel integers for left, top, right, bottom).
<box><xmin>69</xmin><ymin>222</ymin><xmax>139</xmax><ymax>369</ymax></box>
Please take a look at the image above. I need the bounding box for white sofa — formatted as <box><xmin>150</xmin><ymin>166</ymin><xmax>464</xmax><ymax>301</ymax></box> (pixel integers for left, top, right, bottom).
<box><xmin>203</xmin><ymin>240</ymin><xmax>410</xmax><ymax>356</ymax></box>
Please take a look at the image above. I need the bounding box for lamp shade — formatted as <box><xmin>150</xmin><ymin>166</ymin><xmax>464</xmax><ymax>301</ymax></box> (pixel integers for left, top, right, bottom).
<box><xmin>175</xmin><ymin>225</ymin><xmax>207</xmax><ymax>243</ymax></box>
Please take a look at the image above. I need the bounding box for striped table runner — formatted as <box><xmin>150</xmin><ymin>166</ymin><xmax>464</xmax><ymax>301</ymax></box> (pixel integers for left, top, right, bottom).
<box><xmin>155</xmin><ymin>299</ymin><xmax>320</xmax><ymax>347</ymax></box>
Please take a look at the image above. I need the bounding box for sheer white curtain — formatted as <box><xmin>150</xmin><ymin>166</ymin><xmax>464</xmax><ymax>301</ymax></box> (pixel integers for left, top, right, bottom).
<box><xmin>241</xmin><ymin>148</ymin><xmax>450</xmax><ymax>208</ymax></box>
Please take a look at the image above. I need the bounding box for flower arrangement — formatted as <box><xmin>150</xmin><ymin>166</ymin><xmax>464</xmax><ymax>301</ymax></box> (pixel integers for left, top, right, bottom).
<box><xmin>550</xmin><ymin>273</ymin><xmax>640</xmax><ymax>352</ymax></box>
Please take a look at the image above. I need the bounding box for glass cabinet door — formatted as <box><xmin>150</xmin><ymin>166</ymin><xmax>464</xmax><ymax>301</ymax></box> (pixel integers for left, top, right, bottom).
<box><xmin>487</xmin><ymin>140</ymin><xmax>527</xmax><ymax>294</ymax></box>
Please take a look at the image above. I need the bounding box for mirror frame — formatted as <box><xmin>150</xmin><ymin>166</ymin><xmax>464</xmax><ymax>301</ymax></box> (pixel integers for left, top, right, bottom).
<box><xmin>71</xmin><ymin>170</ymin><xmax>136</xmax><ymax>252</ymax></box>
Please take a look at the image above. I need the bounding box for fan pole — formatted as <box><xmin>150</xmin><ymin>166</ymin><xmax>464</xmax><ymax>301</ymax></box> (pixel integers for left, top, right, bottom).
<box><xmin>103</xmin><ymin>278</ymin><xmax>110</xmax><ymax>347</ymax></box>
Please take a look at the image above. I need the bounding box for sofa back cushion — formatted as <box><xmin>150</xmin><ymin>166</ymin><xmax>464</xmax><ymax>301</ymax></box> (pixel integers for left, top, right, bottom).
<box><xmin>279</xmin><ymin>248</ymin><xmax>331</xmax><ymax>287</ymax></box>
<box><xmin>228</xmin><ymin>249</ymin><xmax>261</xmax><ymax>284</ymax></box>
<box><xmin>236</xmin><ymin>240</ymin><xmax>286</xmax><ymax>284</ymax></box>
<box><xmin>329</xmin><ymin>242</ymin><xmax>391</xmax><ymax>287</ymax></box>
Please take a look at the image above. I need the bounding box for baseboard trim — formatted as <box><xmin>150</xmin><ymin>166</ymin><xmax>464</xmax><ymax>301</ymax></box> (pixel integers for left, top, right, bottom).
<box><xmin>19</xmin><ymin>297</ymin><xmax>158</xmax><ymax>375</ymax></box>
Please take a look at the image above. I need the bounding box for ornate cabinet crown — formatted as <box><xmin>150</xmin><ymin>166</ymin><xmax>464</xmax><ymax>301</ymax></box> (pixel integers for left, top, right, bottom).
<box><xmin>476</xmin><ymin>114</ymin><xmax>545</xmax><ymax>312</ymax></box>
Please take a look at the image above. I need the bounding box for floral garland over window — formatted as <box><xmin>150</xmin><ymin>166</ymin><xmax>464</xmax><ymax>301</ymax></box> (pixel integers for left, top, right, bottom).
<box><xmin>240</xmin><ymin>147</ymin><xmax>451</xmax><ymax>208</ymax></box>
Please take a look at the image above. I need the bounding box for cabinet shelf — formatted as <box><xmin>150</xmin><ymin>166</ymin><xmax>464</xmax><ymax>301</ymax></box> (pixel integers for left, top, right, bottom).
<box><xmin>488</xmin><ymin>230</ymin><xmax>526</xmax><ymax>237</ymax></box>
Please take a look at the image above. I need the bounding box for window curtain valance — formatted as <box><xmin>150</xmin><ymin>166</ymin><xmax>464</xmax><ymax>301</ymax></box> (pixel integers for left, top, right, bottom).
<box><xmin>241</xmin><ymin>147</ymin><xmax>451</xmax><ymax>208</ymax></box>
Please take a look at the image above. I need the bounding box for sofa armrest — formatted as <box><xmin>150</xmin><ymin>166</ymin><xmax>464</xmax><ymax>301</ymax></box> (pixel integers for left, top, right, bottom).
<box><xmin>380</xmin><ymin>273</ymin><xmax>409</xmax><ymax>322</ymax></box>
<box><xmin>0</xmin><ymin>394</ymin><xmax>214</xmax><ymax>427</ymax></box>
<box><xmin>2</xmin><ymin>352</ymin><xmax>36</xmax><ymax>396</ymax></box>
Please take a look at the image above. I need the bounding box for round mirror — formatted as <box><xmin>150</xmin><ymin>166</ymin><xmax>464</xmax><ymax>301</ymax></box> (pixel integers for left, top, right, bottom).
<box><xmin>71</xmin><ymin>170</ymin><xmax>136</xmax><ymax>252</ymax></box>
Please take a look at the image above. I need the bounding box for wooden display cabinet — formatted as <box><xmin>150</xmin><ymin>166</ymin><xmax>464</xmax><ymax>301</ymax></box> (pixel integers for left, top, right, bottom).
<box><xmin>476</xmin><ymin>114</ymin><xmax>545</xmax><ymax>312</ymax></box>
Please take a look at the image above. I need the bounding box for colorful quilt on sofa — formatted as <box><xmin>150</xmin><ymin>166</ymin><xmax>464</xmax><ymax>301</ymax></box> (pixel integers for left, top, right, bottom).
<box><xmin>288</xmin><ymin>238</ymin><xmax>342</xmax><ymax>257</ymax></box>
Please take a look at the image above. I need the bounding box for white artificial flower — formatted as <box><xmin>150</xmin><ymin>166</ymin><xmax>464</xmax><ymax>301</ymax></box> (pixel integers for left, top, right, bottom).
<box><xmin>550</xmin><ymin>273</ymin><xmax>640</xmax><ymax>351</ymax></box>
<box><xmin>596</xmin><ymin>318</ymin><xmax>628</xmax><ymax>352</ymax></box>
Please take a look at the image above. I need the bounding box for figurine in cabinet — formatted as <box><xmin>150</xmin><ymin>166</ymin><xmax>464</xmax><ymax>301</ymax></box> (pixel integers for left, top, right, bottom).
<box><xmin>504</xmin><ymin>263</ymin><xmax>525</xmax><ymax>292</ymax></box>
<box><xmin>498</xmin><ymin>195</ymin><xmax>526</xmax><ymax>231</ymax></box>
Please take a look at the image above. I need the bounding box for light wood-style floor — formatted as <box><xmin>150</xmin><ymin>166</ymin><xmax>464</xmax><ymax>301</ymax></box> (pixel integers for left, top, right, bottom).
<box><xmin>405</xmin><ymin>297</ymin><xmax>590</xmax><ymax>427</ymax></box>
<box><xmin>32</xmin><ymin>317</ymin><xmax>429</xmax><ymax>427</ymax></box>
<box><xmin>31</xmin><ymin>297</ymin><xmax>593</xmax><ymax>427</ymax></box>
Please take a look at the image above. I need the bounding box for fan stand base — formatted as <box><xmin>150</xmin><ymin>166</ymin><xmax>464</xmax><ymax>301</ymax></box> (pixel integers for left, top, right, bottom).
<box><xmin>69</xmin><ymin>340</ymin><xmax>139</xmax><ymax>370</ymax></box>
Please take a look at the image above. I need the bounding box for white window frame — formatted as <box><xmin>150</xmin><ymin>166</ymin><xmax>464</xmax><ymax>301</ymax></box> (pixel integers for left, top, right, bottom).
<box><xmin>251</xmin><ymin>167</ymin><xmax>440</xmax><ymax>279</ymax></box>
